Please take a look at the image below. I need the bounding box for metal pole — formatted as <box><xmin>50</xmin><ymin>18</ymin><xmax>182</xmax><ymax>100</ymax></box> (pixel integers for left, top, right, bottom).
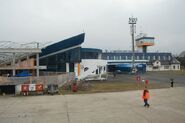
<box><xmin>12</xmin><ymin>53</ymin><xmax>16</xmax><ymax>76</ymax></box>
<box><xmin>36</xmin><ymin>43</ymin><xmax>39</xmax><ymax>77</ymax></box>
<box><xmin>36</xmin><ymin>53</ymin><xmax>39</xmax><ymax>77</ymax></box>
<box><xmin>129</xmin><ymin>17</ymin><xmax>137</xmax><ymax>73</ymax></box>
<box><xmin>131</xmin><ymin>24</ymin><xmax>135</xmax><ymax>71</ymax></box>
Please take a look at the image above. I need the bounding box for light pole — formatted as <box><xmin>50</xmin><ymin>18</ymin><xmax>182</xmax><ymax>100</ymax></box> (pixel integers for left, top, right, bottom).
<box><xmin>129</xmin><ymin>16</ymin><xmax>137</xmax><ymax>73</ymax></box>
<box><xmin>36</xmin><ymin>42</ymin><xmax>39</xmax><ymax>77</ymax></box>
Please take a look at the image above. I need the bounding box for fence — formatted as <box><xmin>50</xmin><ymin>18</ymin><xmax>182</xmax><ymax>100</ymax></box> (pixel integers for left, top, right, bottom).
<box><xmin>0</xmin><ymin>72</ymin><xmax>75</xmax><ymax>87</ymax></box>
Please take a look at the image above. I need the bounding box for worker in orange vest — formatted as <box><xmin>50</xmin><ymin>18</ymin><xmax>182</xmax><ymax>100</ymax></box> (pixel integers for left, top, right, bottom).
<box><xmin>142</xmin><ymin>86</ymin><xmax>150</xmax><ymax>107</ymax></box>
<box><xmin>145</xmin><ymin>79</ymin><xmax>149</xmax><ymax>85</ymax></box>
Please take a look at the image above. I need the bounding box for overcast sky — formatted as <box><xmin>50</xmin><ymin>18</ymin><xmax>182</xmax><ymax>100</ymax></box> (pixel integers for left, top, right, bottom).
<box><xmin>0</xmin><ymin>0</ymin><xmax>184</xmax><ymax>55</ymax></box>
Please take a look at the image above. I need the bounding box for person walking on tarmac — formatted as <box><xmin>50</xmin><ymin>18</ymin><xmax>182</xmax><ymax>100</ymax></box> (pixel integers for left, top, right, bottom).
<box><xmin>142</xmin><ymin>86</ymin><xmax>150</xmax><ymax>107</ymax></box>
<box><xmin>113</xmin><ymin>70</ymin><xmax>116</xmax><ymax>78</ymax></box>
<box><xmin>170</xmin><ymin>78</ymin><xmax>174</xmax><ymax>87</ymax></box>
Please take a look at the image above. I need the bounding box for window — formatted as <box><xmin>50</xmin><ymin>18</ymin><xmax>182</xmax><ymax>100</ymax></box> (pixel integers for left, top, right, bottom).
<box><xmin>121</xmin><ymin>56</ymin><xmax>126</xmax><ymax>60</ymax></box>
<box><xmin>137</xmin><ymin>56</ymin><xmax>139</xmax><ymax>60</ymax></box>
<box><xmin>96</xmin><ymin>69</ymin><xmax>98</xmax><ymax>74</ymax></box>
<box><xmin>115</xmin><ymin>56</ymin><xmax>119</xmax><ymax>60</ymax></box>
<box><xmin>163</xmin><ymin>56</ymin><xmax>166</xmax><ymax>60</ymax></box>
<box><xmin>107</xmin><ymin>56</ymin><xmax>109</xmax><ymax>60</ymax></box>
<box><xmin>164</xmin><ymin>65</ymin><xmax>169</xmax><ymax>69</ymax></box>
<box><xmin>99</xmin><ymin>67</ymin><xmax>102</xmax><ymax>74</ymax></box>
<box><xmin>169</xmin><ymin>56</ymin><xmax>171</xmax><ymax>61</ymax></box>
<box><xmin>131</xmin><ymin>56</ymin><xmax>133</xmax><ymax>60</ymax></box>
<box><xmin>81</xmin><ymin>52</ymin><xmax>98</xmax><ymax>59</ymax></box>
<box><xmin>148</xmin><ymin>56</ymin><xmax>150</xmax><ymax>60</ymax></box>
<box><xmin>173</xmin><ymin>66</ymin><xmax>175</xmax><ymax>69</ymax></box>
<box><xmin>153</xmin><ymin>56</ymin><xmax>155</xmax><ymax>60</ymax></box>
<box><xmin>127</xmin><ymin>56</ymin><xmax>131</xmax><ymax>60</ymax></box>
<box><xmin>110</xmin><ymin>56</ymin><xmax>114</xmax><ymax>60</ymax></box>
<box><xmin>139</xmin><ymin>55</ymin><xmax>142</xmax><ymax>60</ymax></box>
<box><xmin>84</xmin><ymin>67</ymin><xmax>89</xmax><ymax>72</ymax></box>
<box><xmin>132</xmin><ymin>56</ymin><xmax>135</xmax><ymax>60</ymax></box>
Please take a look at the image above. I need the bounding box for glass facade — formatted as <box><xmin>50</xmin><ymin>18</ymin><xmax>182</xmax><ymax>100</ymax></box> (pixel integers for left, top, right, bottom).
<box><xmin>40</xmin><ymin>46</ymin><xmax>102</xmax><ymax>72</ymax></box>
<box><xmin>81</xmin><ymin>51</ymin><xmax>99</xmax><ymax>59</ymax></box>
<box><xmin>39</xmin><ymin>33</ymin><xmax>85</xmax><ymax>72</ymax></box>
<box><xmin>81</xmin><ymin>48</ymin><xmax>102</xmax><ymax>59</ymax></box>
<box><xmin>40</xmin><ymin>47</ymin><xmax>81</xmax><ymax>72</ymax></box>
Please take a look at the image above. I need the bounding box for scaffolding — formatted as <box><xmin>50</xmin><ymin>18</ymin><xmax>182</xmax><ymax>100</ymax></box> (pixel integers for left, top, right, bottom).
<box><xmin>0</xmin><ymin>41</ymin><xmax>42</xmax><ymax>76</ymax></box>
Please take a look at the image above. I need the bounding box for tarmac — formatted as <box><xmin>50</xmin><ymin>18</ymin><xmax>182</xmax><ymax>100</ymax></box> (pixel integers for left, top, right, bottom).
<box><xmin>0</xmin><ymin>87</ymin><xmax>185</xmax><ymax>123</ymax></box>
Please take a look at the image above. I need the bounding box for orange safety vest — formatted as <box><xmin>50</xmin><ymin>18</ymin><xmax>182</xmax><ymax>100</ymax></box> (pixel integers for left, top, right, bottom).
<box><xmin>142</xmin><ymin>91</ymin><xmax>150</xmax><ymax>100</ymax></box>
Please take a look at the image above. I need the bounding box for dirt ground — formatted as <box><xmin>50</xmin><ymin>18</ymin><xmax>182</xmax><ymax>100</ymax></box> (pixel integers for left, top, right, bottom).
<box><xmin>61</xmin><ymin>71</ymin><xmax>185</xmax><ymax>94</ymax></box>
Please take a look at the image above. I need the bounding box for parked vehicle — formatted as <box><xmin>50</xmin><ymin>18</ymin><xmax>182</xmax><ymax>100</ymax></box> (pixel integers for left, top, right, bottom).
<box><xmin>47</xmin><ymin>84</ymin><xmax>59</xmax><ymax>95</ymax></box>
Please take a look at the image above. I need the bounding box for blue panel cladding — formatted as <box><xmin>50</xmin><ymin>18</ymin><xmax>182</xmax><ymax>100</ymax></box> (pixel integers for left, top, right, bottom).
<box><xmin>40</xmin><ymin>33</ymin><xmax>85</xmax><ymax>57</ymax></box>
<box><xmin>116</xmin><ymin>63</ymin><xmax>146</xmax><ymax>73</ymax></box>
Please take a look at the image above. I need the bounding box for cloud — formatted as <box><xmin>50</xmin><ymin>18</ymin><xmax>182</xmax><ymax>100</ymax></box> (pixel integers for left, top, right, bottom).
<box><xmin>0</xmin><ymin>0</ymin><xmax>184</xmax><ymax>54</ymax></box>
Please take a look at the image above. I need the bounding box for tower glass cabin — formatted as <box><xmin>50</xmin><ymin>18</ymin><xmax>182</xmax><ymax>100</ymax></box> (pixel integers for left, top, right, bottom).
<box><xmin>135</xmin><ymin>34</ymin><xmax>154</xmax><ymax>53</ymax></box>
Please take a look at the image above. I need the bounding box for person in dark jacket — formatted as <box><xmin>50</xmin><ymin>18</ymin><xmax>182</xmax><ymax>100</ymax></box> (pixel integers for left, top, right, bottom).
<box><xmin>170</xmin><ymin>78</ymin><xmax>174</xmax><ymax>87</ymax></box>
<box><xmin>113</xmin><ymin>70</ymin><xmax>116</xmax><ymax>78</ymax></box>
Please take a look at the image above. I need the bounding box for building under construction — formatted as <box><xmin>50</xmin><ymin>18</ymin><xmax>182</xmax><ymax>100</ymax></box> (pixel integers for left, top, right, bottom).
<box><xmin>0</xmin><ymin>32</ymin><xmax>181</xmax><ymax>94</ymax></box>
<box><xmin>0</xmin><ymin>33</ymin><xmax>107</xmax><ymax>94</ymax></box>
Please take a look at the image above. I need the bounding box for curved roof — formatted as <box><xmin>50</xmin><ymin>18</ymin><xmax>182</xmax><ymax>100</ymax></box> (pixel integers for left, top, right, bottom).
<box><xmin>40</xmin><ymin>33</ymin><xmax>85</xmax><ymax>57</ymax></box>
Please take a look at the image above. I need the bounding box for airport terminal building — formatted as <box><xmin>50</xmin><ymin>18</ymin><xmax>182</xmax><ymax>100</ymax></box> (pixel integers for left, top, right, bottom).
<box><xmin>39</xmin><ymin>33</ymin><xmax>107</xmax><ymax>80</ymax></box>
<box><xmin>101</xmin><ymin>34</ymin><xmax>180</xmax><ymax>73</ymax></box>
<box><xmin>0</xmin><ymin>33</ymin><xmax>180</xmax><ymax>94</ymax></box>
<box><xmin>39</xmin><ymin>33</ymin><xmax>180</xmax><ymax>75</ymax></box>
<box><xmin>102</xmin><ymin>51</ymin><xmax>180</xmax><ymax>72</ymax></box>
<box><xmin>0</xmin><ymin>33</ymin><xmax>181</xmax><ymax>79</ymax></box>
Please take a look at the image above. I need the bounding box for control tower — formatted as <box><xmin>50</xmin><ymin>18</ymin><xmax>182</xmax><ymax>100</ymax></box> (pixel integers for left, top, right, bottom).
<box><xmin>135</xmin><ymin>33</ymin><xmax>154</xmax><ymax>53</ymax></box>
